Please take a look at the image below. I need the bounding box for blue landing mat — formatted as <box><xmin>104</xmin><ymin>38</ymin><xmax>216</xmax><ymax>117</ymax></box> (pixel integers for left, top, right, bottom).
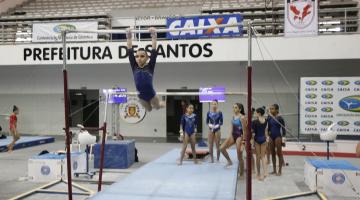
<box><xmin>91</xmin><ymin>148</ymin><xmax>239</xmax><ymax>200</ymax></box>
<box><xmin>306</xmin><ymin>159</ymin><xmax>360</xmax><ymax>171</ymax></box>
<box><xmin>0</xmin><ymin>136</ymin><xmax>55</xmax><ymax>152</ymax></box>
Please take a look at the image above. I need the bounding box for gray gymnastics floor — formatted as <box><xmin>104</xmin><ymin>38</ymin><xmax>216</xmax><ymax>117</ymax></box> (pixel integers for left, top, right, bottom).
<box><xmin>0</xmin><ymin>138</ymin><xmax>359</xmax><ymax>200</ymax></box>
<box><xmin>91</xmin><ymin>148</ymin><xmax>238</xmax><ymax>200</ymax></box>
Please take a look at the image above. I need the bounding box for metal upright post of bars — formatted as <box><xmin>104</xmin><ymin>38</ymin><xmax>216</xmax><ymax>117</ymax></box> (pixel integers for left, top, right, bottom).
<box><xmin>98</xmin><ymin>93</ymin><xmax>109</xmax><ymax>191</ymax></box>
<box><xmin>62</xmin><ymin>31</ymin><xmax>73</xmax><ymax>200</ymax></box>
<box><xmin>327</xmin><ymin>141</ymin><xmax>330</xmax><ymax>160</ymax></box>
<box><xmin>246</xmin><ymin>22</ymin><xmax>253</xmax><ymax>200</ymax></box>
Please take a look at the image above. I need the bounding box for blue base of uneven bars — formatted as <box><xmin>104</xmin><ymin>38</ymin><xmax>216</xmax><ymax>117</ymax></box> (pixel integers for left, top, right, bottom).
<box><xmin>90</xmin><ymin>148</ymin><xmax>238</xmax><ymax>200</ymax></box>
<box><xmin>0</xmin><ymin>136</ymin><xmax>55</xmax><ymax>152</ymax></box>
<box><xmin>94</xmin><ymin>140</ymin><xmax>135</xmax><ymax>169</ymax></box>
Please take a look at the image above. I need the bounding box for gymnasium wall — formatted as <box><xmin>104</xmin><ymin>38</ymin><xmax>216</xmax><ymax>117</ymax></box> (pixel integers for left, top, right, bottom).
<box><xmin>0</xmin><ymin>60</ymin><xmax>359</xmax><ymax>139</ymax></box>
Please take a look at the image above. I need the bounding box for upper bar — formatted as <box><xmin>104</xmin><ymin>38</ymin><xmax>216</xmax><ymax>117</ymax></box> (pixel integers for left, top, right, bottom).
<box><xmin>103</xmin><ymin>91</ymin><xmax>246</xmax><ymax>96</ymax></box>
<box><xmin>66</xmin><ymin>22</ymin><xmax>243</xmax><ymax>34</ymax></box>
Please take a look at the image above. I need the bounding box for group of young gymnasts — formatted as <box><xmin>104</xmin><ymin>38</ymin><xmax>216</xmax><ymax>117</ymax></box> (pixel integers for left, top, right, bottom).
<box><xmin>125</xmin><ymin>27</ymin><xmax>287</xmax><ymax>180</ymax></box>
<box><xmin>178</xmin><ymin>100</ymin><xmax>286</xmax><ymax>181</ymax></box>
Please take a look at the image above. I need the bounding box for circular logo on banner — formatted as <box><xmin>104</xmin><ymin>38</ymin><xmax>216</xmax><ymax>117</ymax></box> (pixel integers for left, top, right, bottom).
<box><xmin>120</xmin><ymin>96</ymin><xmax>146</xmax><ymax>124</ymax></box>
<box><xmin>332</xmin><ymin>173</ymin><xmax>346</xmax><ymax>184</ymax></box>
<box><xmin>41</xmin><ymin>165</ymin><xmax>51</xmax><ymax>176</ymax></box>
<box><xmin>337</xmin><ymin>121</ymin><xmax>350</xmax><ymax>127</ymax></box>
<box><xmin>321</xmin><ymin>107</ymin><xmax>333</xmax><ymax>113</ymax></box>
<box><xmin>305</xmin><ymin>107</ymin><xmax>317</xmax><ymax>112</ymax></box>
<box><xmin>73</xmin><ymin>161</ymin><xmax>78</xmax><ymax>170</ymax></box>
<box><xmin>305</xmin><ymin>94</ymin><xmax>317</xmax><ymax>99</ymax></box>
<box><xmin>354</xmin><ymin>121</ymin><xmax>360</xmax><ymax>127</ymax></box>
<box><xmin>305</xmin><ymin>120</ymin><xmax>317</xmax><ymax>126</ymax></box>
<box><xmin>321</xmin><ymin>93</ymin><xmax>333</xmax><ymax>99</ymax></box>
<box><xmin>338</xmin><ymin>80</ymin><xmax>350</xmax><ymax>86</ymax></box>
<box><xmin>305</xmin><ymin>80</ymin><xmax>317</xmax><ymax>86</ymax></box>
<box><xmin>321</xmin><ymin>80</ymin><xmax>333</xmax><ymax>86</ymax></box>
<box><xmin>287</xmin><ymin>0</ymin><xmax>316</xmax><ymax>29</ymax></box>
<box><xmin>53</xmin><ymin>24</ymin><xmax>76</xmax><ymax>33</ymax></box>
<box><xmin>321</xmin><ymin>120</ymin><xmax>333</xmax><ymax>126</ymax></box>
<box><xmin>338</xmin><ymin>96</ymin><xmax>360</xmax><ymax>113</ymax></box>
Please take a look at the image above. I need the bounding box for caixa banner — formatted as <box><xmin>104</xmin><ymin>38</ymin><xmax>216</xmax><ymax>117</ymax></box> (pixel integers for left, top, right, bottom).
<box><xmin>300</xmin><ymin>77</ymin><xmax>360</xmax><ymax>135</ymax></box>
<box><xmin>166</xmin><ymin>14</ymin><xmax>243</xmax><ymax>39</ymax></box>
<box><xmin>32</xmin><ymin>21</ymin><xmax>98</xmax><ymax>42</ymax></box>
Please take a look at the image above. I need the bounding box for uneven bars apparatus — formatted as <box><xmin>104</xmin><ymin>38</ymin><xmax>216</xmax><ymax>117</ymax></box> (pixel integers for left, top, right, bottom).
<box><xmin>61</xmin><ymin>21</ymin><xmax>253</xmax><ymax>200</ymax></box>
<box><xmin>67</xmin><ymin>22</ymin><xmax>243</xmax><ymax>34</ymax></box>
<box><xmin>104</xmin><ymin>91</ymin><xmax>247</xmax><ymax>96</ymax></box>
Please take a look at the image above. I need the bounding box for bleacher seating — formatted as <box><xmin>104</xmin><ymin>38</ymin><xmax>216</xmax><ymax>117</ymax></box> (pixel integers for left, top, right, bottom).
<box><xmin>0</xmin><ymin>0</ymin><xmax>359</xmax><ymax>43</ymax></box>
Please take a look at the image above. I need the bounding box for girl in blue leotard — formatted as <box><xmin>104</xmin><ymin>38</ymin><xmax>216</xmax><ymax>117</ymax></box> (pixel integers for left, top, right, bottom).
<box><xmin>178</xmin><ymin>104</ymin><xmax>199</xmax><ymax>165</ymax></box>
<box><xmin>206</xmin><ymin>100</ymin><xmax>223</xmax><ymax>163</ymax></box>
<box><xmin>267</xmin><ymin>104</ymin><xmax>286</xmax><ymax>176</ymax></box>
<box><xmin>220</xmin><ymin>103</ymin><xmax>247</xmax><ymax>176</ymax></box>
<box><xmin>126</xmin><ymin>27</ymin><xmax>164</xmax><ymax>112</ymax></box>
<box><xmin>252</xmin><ymin>107</ymin><xmax>269</xmax><ymax>180</ymax></box>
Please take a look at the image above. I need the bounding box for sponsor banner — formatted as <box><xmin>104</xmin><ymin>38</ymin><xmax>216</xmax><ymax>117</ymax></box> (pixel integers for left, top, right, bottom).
<box><xmin>0</xmin><ymin>40</ymin><xmax>238</xmax><ymax>65</ymax></box>
<box><xmin>199</xmin><ymin>87</ymin><xmax>226</xmax><ymax>103</ymax></box>
<box><xmin>285</xmin><ymin>0</ymin><xmax>318</xmax><ymax>37</ymax></box>
<box><xmin>300</xmin><ymin>77</ymin><xmax>360</xmax><ymax>135</ymax></box>
<box><xmin>104</xmin><ymin>88</ymin><xmax>127</xmax><ymax>104</ymax></box>
<box><xmin>166</xmin><ymin>14</ymin><xmax>243</xmax><ymax>39</ymax></box>
<box><xmin>32</xmin><ymin>21</ymin><xmax>98</xmax><ymax>42</ymax></box>
<box><xmin>1</xmin><ymin>34</ymin><xmax>360</xmax><ymax>65</ymax></box>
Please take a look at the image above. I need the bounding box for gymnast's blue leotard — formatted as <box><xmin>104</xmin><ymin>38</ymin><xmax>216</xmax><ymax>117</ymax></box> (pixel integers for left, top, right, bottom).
<box><xmin>128</xmin><ymin>48</ymin><xmax>157</xmax><ymax>102</ymax></box>
<box><xmin>267</xmin><ymin>115</ymin><xmax>286</xmax><ymax>140</ymax></box>
<box><xmin>252</xmin><ymin>119</ymin><xmax>267</xmax><ymax>144</ymax></box>
<box><xmin>232</xmin><ymin>117</ymin><xmax>243</xmax><ymax>141</ymax></box>
<box><xmin>206</xmin><ymin>111</ymin><xmax>223</xmax><ymax>133</ymax></box>
<box><xmin>181</xmin><ymin>113</ymin><xmax>197</xmax><ymax>136</ymax></box>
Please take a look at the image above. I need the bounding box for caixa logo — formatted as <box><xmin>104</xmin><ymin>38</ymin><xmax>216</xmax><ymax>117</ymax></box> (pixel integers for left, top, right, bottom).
<box><xmin>332</xmin><ymin>173</ymin><xmax>345</xmax><ymax>184</ymax></box>
<box><xmin>53</xmin><ymin>24</ymin><xmax>76</xmax><ymax>33</ymax></box>
<box><xmin>305</xmin><ymin>93</ymin><xmax>317</xmax><ymax>99</ymax></box>
<box><xmin>354</xmin><ymin>121</ymin><xmax>360</xmax><ymax>127</ymax></box>
<box><xmin>305</xmin><ymin>80</ymin><xmax>317</xmax><ymax>86</ymax></box>
<box><xmin>166</xmin><ymin>14</ymin><xmax>243</xmax><ymax>39</ymax></box>
<box><xmin>305</xmin><ymin>107</ymin><xmax>317</xmax><ymax>112</ymax></box>
<box><xmin>41</xmin><ymin>165</ymin><xmax>51</xmax><ymax>176</ymax></box>
<box><xmin>321</xmin><ymin>107</ymin><xmax>333</xmax><ymax>112</ymax></box>
<box><xmin>321</xmin><ymin>120</ymin><xmax>333</xmax><ymax>126</ymax></box>
<box><xmin>338</xmin><ymin>80</ymin><xmax>350</xmax><ymax>86</ymax></box>
<box><xmin>338</xmin><ymin>96</ymin><xmax>360</xmax><ymax>112</ymax></box>
<box><xmin>321</xmin><ymin>93</ymin><xmax>333</xmax><ymax>99</ymax></box>
<box><xmin>321</xmin><ymin>80</ymin><xmax>333</xmax><ymax>86</ymax></box>
<box><xmin>305</xmin><ymin>120</ymin><xmax>317</xmax><ymax>126</ymax></box>
<box><xmin>337</xmin><ymin>121</ymin><xmax>350</xmax><ymax>126</ymax></box>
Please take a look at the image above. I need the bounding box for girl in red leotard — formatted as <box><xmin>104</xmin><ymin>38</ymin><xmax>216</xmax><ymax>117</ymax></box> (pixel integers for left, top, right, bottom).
<box><xmin>8</xmin><ymin>105</ymin><xmax>20</xmax><ymax>152</ymax></box>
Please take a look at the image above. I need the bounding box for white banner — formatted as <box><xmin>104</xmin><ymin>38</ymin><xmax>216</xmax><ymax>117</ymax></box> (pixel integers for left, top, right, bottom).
<box><xmin>300</xmin><ymin>77</ymin><xmax>360</xmax><ymax>135</ymax></box>
<box><xmin>285</xmin><ymin>0</ymin><xmax>318</xmax><ymax>37</ymax></box>
<box><xmin>0</xmin><ymin>40</ymin><xmax>242</xmax><ymax>65</ymax></box>
<box><xmin>32</xmin><ymin>21</ymin><xmax>98</xmax><ymax>42</ymax></box>
<box><xmin>0</xmin><ymin>34</ymin><xmax>360</xmax><ymax>65</ymax></box>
